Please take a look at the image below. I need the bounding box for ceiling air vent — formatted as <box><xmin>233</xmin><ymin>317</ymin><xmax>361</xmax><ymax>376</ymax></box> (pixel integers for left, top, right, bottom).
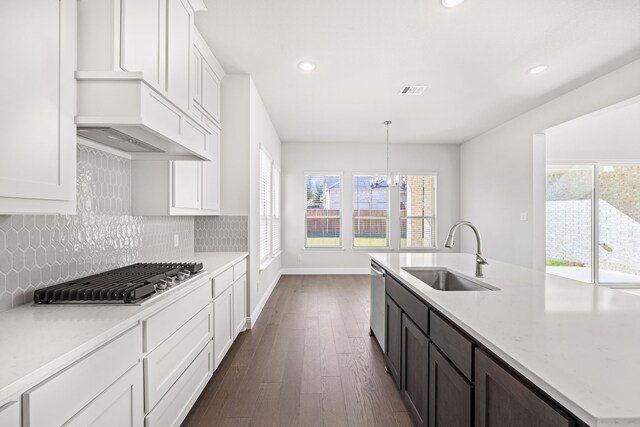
<box><xmin>399</xmin><ymin>85</ymin><xmax>426</xmax><ymax>96</ymax></box>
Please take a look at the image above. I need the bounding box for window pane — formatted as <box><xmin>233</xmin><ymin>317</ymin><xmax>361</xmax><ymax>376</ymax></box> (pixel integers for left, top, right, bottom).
<box><xmin>353</xmin><ymin>175</ymin><xmax>388</xmax><ymax>247</ymax></box>
<box><xmin>399</xmin><ymin>175</ymin><xmax>436</xmax><ymax>248</ymax></box>
<box><xmin>401</xmin><ymin>217</ymin><xmax>435</xmax><ymax>248</ymax></box>
<box><xmin>306</xmin><ymin>174</ymin><xmax>341</xmax><ymax>247</ymax></box>
<box><xmin>545</xmin><ymin>165</ymin><xmax>593</xmax><ymax>283</ymax></box>
<box><xmin>598</xmin><ymin>165</ymin><xmax>640</xmax><ymax>283</ymax></box>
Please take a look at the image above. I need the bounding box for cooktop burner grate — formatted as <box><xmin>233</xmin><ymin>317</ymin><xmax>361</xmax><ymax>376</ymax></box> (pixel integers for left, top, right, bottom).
<box><xmin>33</xmin><ymin>262</ymin><xmax>204</xmax><ymax>304</ymax></box>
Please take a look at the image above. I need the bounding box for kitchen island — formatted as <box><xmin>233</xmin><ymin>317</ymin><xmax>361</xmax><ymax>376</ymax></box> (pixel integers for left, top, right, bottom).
<box><xmin>371</xmin><ymin>252</ymin><xmax>640</xmax><ymax>427</ymax></box>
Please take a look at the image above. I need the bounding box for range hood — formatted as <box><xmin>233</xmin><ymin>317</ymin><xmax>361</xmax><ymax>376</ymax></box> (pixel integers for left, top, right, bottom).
<box><xmin>75</xmin><ymin>72</ymin><xmax>213</xmax><ymax>161</ymax></box>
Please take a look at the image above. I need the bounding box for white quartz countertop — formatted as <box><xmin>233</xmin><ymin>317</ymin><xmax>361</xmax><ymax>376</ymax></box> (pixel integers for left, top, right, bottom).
<box><xmin>370</xmin><ymin>252</ymin><xmax>640</xmax><ymax>427</ymax></box>
<box><xmin>0</xmin><ymin>252</ymin><xmax>247</xmax><ymax>404</ymax></box>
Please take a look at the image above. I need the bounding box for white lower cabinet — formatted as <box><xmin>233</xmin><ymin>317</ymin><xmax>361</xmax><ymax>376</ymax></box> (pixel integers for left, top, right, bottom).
<box><xmin>214</xmin><ymin>286</ymin><xmax>234</xmax><ymax>368</ymax></box>
<box><xmin>65</xmin><ymin>364</ymin><xmax>143</xmax><ymax>427</ymax></box>
<box><xmin>233</xmin><ymin>275</ymin><xmax>247</xmax><ymax>339</ymax></box>
<box><xmin>144</xmin><ymin>303</ymin><xmax>213</xmax><ymax>412</ymax></box>
<box><xmin>145</xmin><ymin>341</ymin><xmax>214</xmax><ymax>427</ymax></box>
<box><xmin>23</xmin><ymin>325</ymin><xmax>143</xmax><ymax>427</ymax></box>
<box><xmin>0</xmin><ymin>401</ymin><xmax>20</xmax><ymax>427</ymax></box>
<box><xmin>14</xmin><ymin>258</ymin><xmax>248</xmax><ymax>427</ymax></box>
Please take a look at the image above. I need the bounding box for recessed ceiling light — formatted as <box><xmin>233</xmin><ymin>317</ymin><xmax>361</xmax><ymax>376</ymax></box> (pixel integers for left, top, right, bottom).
<box><xmin>297</xmin><ymin>61</ymin><xmax>316</xmax><ymax>72</ymax></box>
<box><xmin>441</xmin><ymin>0</ymin><xmax>465</xmax><ymax>7</ymax></box>
<box><xmin>528</xmin><ymin>64</ymin><xmax>549</xmax><ymax>75</ymax></box>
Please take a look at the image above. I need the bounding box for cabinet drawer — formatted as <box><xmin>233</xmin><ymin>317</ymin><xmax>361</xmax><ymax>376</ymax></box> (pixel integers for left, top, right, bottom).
<box><xmin>386</xmin><ymin>274</ymin><xmax>428</xmax><ymax>336</ymax></box>
<box><xmin>23</xmin><ymin>325</ymin><xmax>142</xmax><ymax>427</ymax></box>
<box><xmin>144</xmin><ymin>280</ymin><xmax>211</xmax><ymax>352</ymax></box>
<box><xmin>0</xmin><ymin>401</ymin><xmax>19</xmax><ymax>427</ymax></box>
<box><xmin>144</xmin><ymin>303</ymin><xmax>213</xmax><ymax>412</ymax></box>
<box><xmin>65</xmin><ymin>363</ymin><xmax>143</xmax><ymax>427</ymax></box>
<box><xmin>233</xmin><ymin>259</ymin><xmax>247</xmax><ymax>281</ymax></box>
<box><xmin>429</xmin><ymin>310</ymin><xmax>474</xmax><ymax>380</ymax></box>
<box><xmin>145</xmin><ymin>341</ymin><xmax>214</xmax><ymax>427</ymax></box>
<box><xmin>213</xmin><ymin>267</ymin><xmax>234</xmax><ymax>298</ymax></box>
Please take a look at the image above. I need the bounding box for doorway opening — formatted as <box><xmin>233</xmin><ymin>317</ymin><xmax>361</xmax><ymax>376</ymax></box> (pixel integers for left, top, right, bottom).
<box><xmin>541</xmin><ymin>97</ymin><xmax>640</xmax><ymax>286</ymax></box>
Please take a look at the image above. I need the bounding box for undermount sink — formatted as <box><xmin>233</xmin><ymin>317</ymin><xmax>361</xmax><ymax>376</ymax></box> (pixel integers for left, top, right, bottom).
<box><xmin>402</xmin><ymin>268</ymin><xmax>499</xmax><ymax>291</ymax></box>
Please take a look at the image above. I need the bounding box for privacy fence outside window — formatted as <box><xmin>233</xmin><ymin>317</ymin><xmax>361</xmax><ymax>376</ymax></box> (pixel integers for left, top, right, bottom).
<box><xmin>353</xmin><ymin>175</ymin><xmax>389</xmax><ymax>248</ymax></box>
<box><xmin>400</xmin><ymin>175</ymin><xmax>437</xmax><ymax>248</ymax></box>
<box><xmin>305</xmin><ymin>174</ymin><xmax>342</xmax><ymax>248</ymax></box>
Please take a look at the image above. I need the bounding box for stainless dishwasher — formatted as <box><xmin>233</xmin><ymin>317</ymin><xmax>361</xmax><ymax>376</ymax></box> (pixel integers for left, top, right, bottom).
<box><xmin>370</xmin><ymin>261</ymin><xmax>386</xmax><ymax>351</ymax></box>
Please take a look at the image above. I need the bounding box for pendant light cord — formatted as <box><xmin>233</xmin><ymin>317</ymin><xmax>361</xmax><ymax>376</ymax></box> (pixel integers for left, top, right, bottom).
<box><xmin>384</xmin><ymin>120</ymin><xmax>392</xmax><ymax>183</ymax></box>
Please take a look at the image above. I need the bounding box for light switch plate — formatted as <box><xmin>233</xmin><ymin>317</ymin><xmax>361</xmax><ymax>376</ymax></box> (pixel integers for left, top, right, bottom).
<box><xmin>174</xmin><ymin>234</ymin><xmax>179</xmax><ymax>247</ymax></box>
<box><xmin>520</xmin><ymin>212</ymin><xmax>528</xmax><ymax>221</ymax></box>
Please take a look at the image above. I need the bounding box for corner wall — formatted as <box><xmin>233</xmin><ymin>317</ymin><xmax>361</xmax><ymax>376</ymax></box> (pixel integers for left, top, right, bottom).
<box><xmin>248</xmin><ymin>77</ymin><xmax>282</xmax><ymax>317</ymax></box>
<box><xmin>460</xmin><ymin>58</ymin><xmax>640</xmax><ymax>268</ymax></box>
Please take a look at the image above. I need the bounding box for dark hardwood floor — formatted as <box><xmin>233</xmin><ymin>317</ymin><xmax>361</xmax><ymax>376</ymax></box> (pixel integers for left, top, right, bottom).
<box><xmin>183</xmin><ymin>274</ymin><xmax>413</xmax><ymax>427</ymax></box>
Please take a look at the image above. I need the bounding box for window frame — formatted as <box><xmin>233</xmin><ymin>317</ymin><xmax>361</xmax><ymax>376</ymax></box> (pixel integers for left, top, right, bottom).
<box><xmin>304</xmin><ymin>171</ymin><xmax>344</xmax><ymax>250</ymax></box>
<box><xmin>397</xmin><ymin>172</ymin><xmax>438</xmax><ymax>250</ymax></box>
<box><xmin>352</xmin><ymin>172</ymin><xmax>390</xmax><ymax>249</ymax></box>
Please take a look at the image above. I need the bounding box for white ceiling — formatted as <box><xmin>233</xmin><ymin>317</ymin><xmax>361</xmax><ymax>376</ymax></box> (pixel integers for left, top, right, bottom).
<box><xmin>197</xmin><ymin>0</ymin><xmax>640</xmax><ymax>144</ymax></box>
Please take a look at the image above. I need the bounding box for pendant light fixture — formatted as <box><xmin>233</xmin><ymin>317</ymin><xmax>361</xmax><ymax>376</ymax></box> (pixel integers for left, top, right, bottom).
<box><xmin>384</xmin><ymin>120</ymin><xmax>400</xmax><ymax>187</ymax></box>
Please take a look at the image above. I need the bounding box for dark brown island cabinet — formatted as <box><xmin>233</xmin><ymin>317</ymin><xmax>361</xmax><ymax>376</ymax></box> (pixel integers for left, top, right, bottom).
<box><xmin>382</xmin><ymin>270</ymin><xmax>582</xmax><ymax>427</ymax></box>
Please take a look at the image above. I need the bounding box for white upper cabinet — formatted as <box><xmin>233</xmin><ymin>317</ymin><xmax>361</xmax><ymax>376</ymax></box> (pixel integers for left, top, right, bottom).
<box><xmin>121</xmin><ymin>0</ymin><xmax>161</xmax><ymax>88</ymax></box>
<box><xmin>166</xmin><ymin>0</ymin><xmax>192</xmax><ymax>112</ymax></box>
<box><xmin>173</xmin><ymin>162</ymin><xmax>201</xmax><ymax>210</ymax></box>
<box><xmin>0</xmin><ymin>0</ymin><xmax>76</xmax><ymax>214</ymax></box>
<box><xmin>192</xmin><ymin>30</ymin><xmax>223</xmax><ymax>126</ymax></box>
<box><xmin>131</xmin><ymin>125</ymin><xmax>220</xmax><ymax>215</ymax></box>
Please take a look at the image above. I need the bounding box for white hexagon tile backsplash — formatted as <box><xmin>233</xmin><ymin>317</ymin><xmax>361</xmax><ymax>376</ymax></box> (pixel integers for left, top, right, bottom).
<box><xmin>0</xmin><ymin>145</ymin><xmax>195</xmax><ymax>313</ymax></box>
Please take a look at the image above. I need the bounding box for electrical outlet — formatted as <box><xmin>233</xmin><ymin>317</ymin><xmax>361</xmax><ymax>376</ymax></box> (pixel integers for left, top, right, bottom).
<box><xmin>298</xmin><ymin>254</ymin><xmax>302</xmax><ymax>264</ymax></box>
<box><xmin>174</xmin><ymin>234</ymin><xmax>179</xmax><ymax>247</ymax></box>
<box><xmin>520</xmin><ymin>212</ymin><xmax>528</xmax><ymax>221</ymax></box>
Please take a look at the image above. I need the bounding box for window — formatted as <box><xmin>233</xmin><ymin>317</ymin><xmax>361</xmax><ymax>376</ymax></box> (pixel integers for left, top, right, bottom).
<box><xmin>272</xmin><ymin>164</ymin><xmax>281</xmax><ymax>255</ymax></box>
<box><xmin>259</xmin><ymin>148</ymin><xmax>272</xmax><ymax>262</ymax></box>
<box><xmin>400</xmin><ymin>175</ymin><xmax>437</xmax><ymax>248</ymax></box>
<box><xmin>305</xmin><ymin>174</ymin><xmax>342</xmax><ymax>248</ymax></box>
<box><xmin>546</xmin><ymin>163</ymin><xmax>640</xmax><ymax>285</ymax></box>
<box><xmin>353</xmin><ymin>175</ymin><xmax>389</xmax><ymax>247</ymax></box>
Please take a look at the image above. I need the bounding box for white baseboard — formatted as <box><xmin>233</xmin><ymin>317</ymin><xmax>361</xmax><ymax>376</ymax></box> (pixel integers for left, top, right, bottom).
<box><xmin>280</xmin><ymin>268</ymin><xmax>370</xmax><ymax>275</ymax></box>
<box><xmin>247</xmin><ymin>270</ymin><xmax>282</xmax><ymax>328</ymax></box>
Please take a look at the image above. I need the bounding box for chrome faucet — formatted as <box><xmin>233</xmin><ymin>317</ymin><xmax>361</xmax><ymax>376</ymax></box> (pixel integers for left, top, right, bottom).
<box><xmin>444</xmin><ymin>221</ymin><xmax>488</xmax><ymax>278</ymax></box>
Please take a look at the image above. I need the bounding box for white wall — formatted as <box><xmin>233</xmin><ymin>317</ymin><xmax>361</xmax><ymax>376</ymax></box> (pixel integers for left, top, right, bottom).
<box><xmin>220</xmin><ymin>75</ymin><xmax>250</xmax><ymax>216</ymax></box>
<box><xmin>220</xmin><ymin>74</ymin><xmax>282</xmax><ymax>321</ymax></box>
<box><xmin>460</xmin><ymin>58</ymin><xmax>640</xmax><ymax>269</ymax></box>
<box><xmin>546</xmin><ymin>99</ymin><xmax>640</xmax><ymax>162</ymax></box>
<box><xmin>248</xmin><ymin>77</ymin><xmax>282</xmax><ymax>316</ymax></box>
<box><xmin>282</xmin><ymin>142</ymin><xmax>460</xmax><ymax>272</ymax></box>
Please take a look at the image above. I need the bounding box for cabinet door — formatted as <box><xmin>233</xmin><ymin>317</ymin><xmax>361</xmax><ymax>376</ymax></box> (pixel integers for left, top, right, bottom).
<box><xmin>191</xmin><ymin>46</ymin><xmax>203</xmax><ymax>108</ymax></box>
<box><xmin>475</xmin><ymin>349</ymin><xmax>574</xmax><ymax>427</ymax></box>
<box><xmin>385</xmin><ymin>294</ymin><xmax>402</xmax><ymax>387</ymax></box>
<box><xmin>172</xmin><ymin>162</ymin><xmax>200</xmax><ymax>209</ymax></box>
<box><xmin>200</xmin><ymin>60</ymin><xmax>221</xmax><ymax>124</ymax></box>
<box><xmin>233</xmin><ymin>276</ymin><xmax>246</xmax><ymax>339</ymax></box>
<box><xmin>201</xmin><ymin>126</ymin><xmax>220</xmax><ymax>211</ymax></box>
<box><xmin>65</xmin><ymin>364</ymin><xmax>143</xmax><ymax>427</ymax></box>
<box><xmin>166</xmin><ymin>0</ymin><xmax>191</xmax><ymax>111</ymax></box>
<box><xmin>0</xmin><ymin>0</ymin><xmax>76</xmax><ymax>214</ymax></box>
<box><xmin>214</xmin><ymin>287</ymin><xmax>234</xmax><ymax>367</ymax></box>
<box><xmin>121</xmin><ymin>0</ymin><xmax>160</xmax><ymax>87</ymax></box>
<box><xmin>0</xmin><ymin>401</ymin><xmax>19</xmax><ymax>427</ymax></box>
<box><xmin>401</xmin><ymin>314</ymin><xmax>429</xmax><ymax>427</ymax></box>
<box><xmin>428</xmin><ymin>343</ymin><xmax>472</xmax><ymax>427</ymax></box>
